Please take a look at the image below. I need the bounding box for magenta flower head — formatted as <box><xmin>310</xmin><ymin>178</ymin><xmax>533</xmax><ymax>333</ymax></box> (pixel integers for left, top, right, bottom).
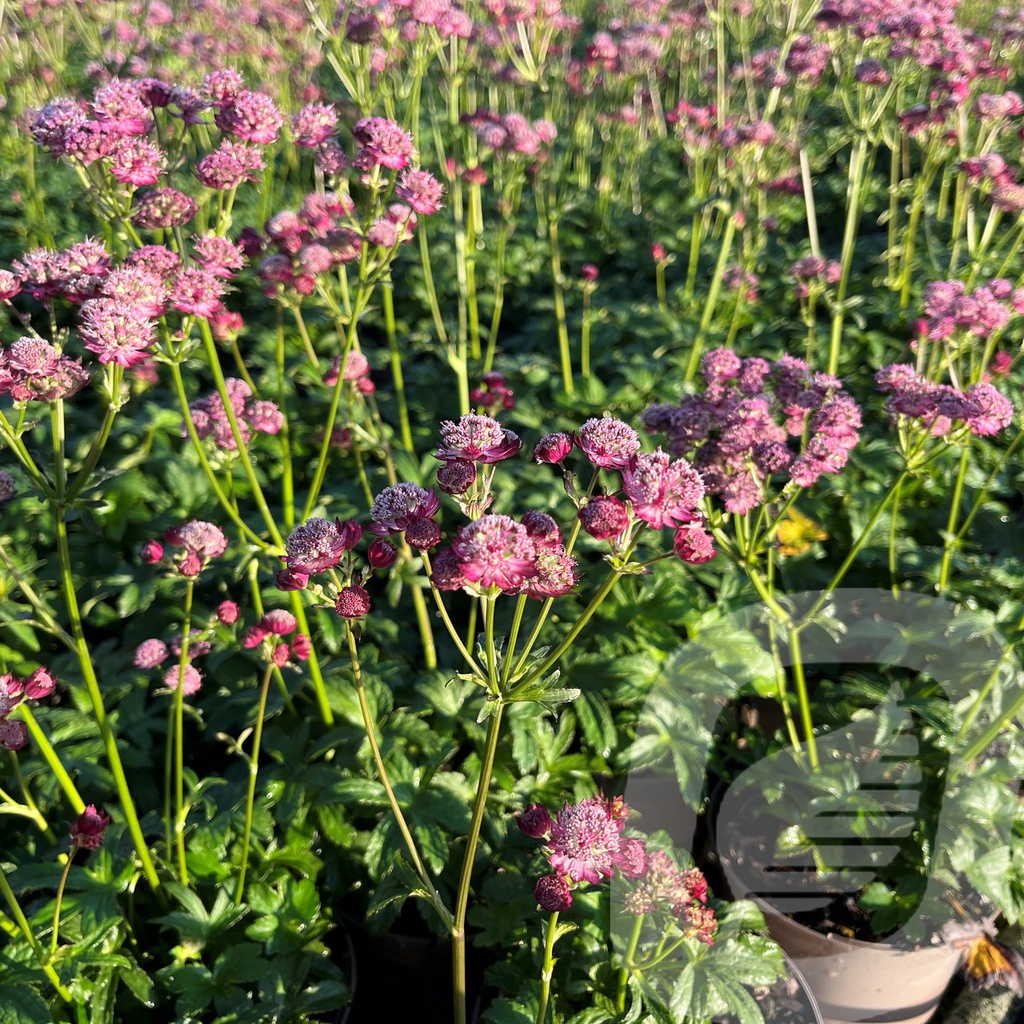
<box><xmin>134</xmin><ymin>639</ymin><xmax>169</xmax><ymax>669</ymax></box>
<box><xmin>576</xmin><ymin>417</ymin><xmax>640</xmax><ymax>469</ymax></box>
<box><xmin>430</xmin><ymin>548</ymin><xmax>468</xmax><ymax>591</ymax></box>
<box><xmin>336</xmin><ymin>585</ymin><xmax>371</xmax><ymax>619</ymax></box>
<box><xmin>578</xmin><ymin>496</ymin><xmax>629</xmax><ymax>540</ymax></box>
<box><xmin>674</xmin><ymin>523</ymin><xmax>716</xmax><ymax>564</ymax></box>
<box><xmin>285</xmin><ymin>517</ymin><xmax>349</xmax><ymax>574</ymax></box>
<box><xmin>174</xmin><ymin>521</ymin><xmax>229</xmax><ymax>559</ymax></box>
<box><xmin>71</xmin><ymin>806</ymin><xmax>111</xmax><ymax>851</ymax></box>
<box><xmin>164</xmin><ymin>664</ymin><xmax>202</xmax><ymax>695</ymax></box>
<box><xmin>535</xmin><ymin>874</ymin><xmax>573</xmax><ymax>913</ymax></box>
<box><xmin>216</xmin><ymin>600</ymin><xmax>240</xmax><ymax>625</ymax></box>
<box><xmin>517</xmin><ymin>803</ymin><xmax>554</xmax><ymax>838</ymax></box>
<box><xmin>0</xmin><ymin>719</ymin><xmax>29</xmax><ymax>750</ymax></box>
<box><xmin>450</xmin><ymin>514</ymin><xmax>539</xmax><ymax>591</ymax></box>
<box><xmin>436</xmin><ymin>459</ymin><xmax>477</xmax><ymax>496</ymax></box>
<box><xmin>395</xmin><ymin>169</ymin><xmax>445</xmax><ymax>215</ymax></box>
<box><xmin>548</xmin><ymin>797</ymin><xmax>628</xmax><ymax>884</ymax></box>
<box><xmin>260</xmin><ymin>609</ymin><xmax>298</xmax><ymax>636</ymax></box>
<box><xmin>622</xmin><ymin>450</ymin><xmax>705</xmax><ymax>529</ymax></box>
<box><xmin>353</xmin><ymin>116</ymin><xmax>415</xmax><ymax>169</ymax></box>
<box><xmin>534</xmin><ymin>432</ymin><xmax>573</xmax><ymax>464</ymax></box>
<box><xmin>140</xmin><ymin>539</ymin><xmax>164</xmax><ymax>564</ymax></box>
<box><xmin>436</xmin><ymin>415</ymin><xmax>522</xmax><ymax>463</ymax></box>
<box><xmin>370</xmin><ymin>483</ymin><xmax>441</xmax><ymax>534</ymax></box>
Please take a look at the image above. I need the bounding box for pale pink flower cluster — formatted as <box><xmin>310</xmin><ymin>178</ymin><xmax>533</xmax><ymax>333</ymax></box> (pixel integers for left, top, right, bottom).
<box><xmin>876</xmin><ymin>365</ymin><xmax>1014</xmax><ymax>438</ymax></box>
<box><xmin>642</xmin><ymin>349</ymin><xmax>861</xmax><ymax>515</ymax></box>
<box><xmin>184</xmin><ymin>378</ymin><xmax>284</xmax><ymax>450</ymax></box>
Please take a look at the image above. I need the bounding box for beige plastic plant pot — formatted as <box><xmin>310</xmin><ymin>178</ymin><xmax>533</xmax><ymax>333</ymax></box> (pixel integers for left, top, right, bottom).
<box><xmin>754</xmin><ymin>900</ymin><xmax>963</xmax><ymax>1024</ymax></box>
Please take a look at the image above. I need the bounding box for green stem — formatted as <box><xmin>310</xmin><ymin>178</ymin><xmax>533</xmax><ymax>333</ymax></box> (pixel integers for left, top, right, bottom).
<box><xmin>786</xmin><ymin>627</ymin><xmax>819</xmax><ymax>770</ymax></box>
<box><xmin>802</xmin><ymin>472</ymin><xmax>909</xmax><ymax>623</ymax></box>
<box><xmin>288</xmin><ymin>594</ymin><xmax>334</xmax><ymax>726</ymax></box>
<box><xmin>889</xmin><ymin>474</ymin><xmax>904</xmax><ymax>596</ymax></box>
<box><xmin>615</xmin><ymin>914</ymin><xmax>645</xmax><ymax>1012</ymax></box>
<box><xmin>549</xmin><ymin>216</ymin><xmax>574</xmax><ymax>396</ymax></box>
<box><xmin>452</xmin><ymin>704</ymin><xmax>504</xmax><ymax>1024</ymax></box>
<box><xmin>685</xmin><ymin>211</ymin><xmax>737</xmax><ymax>383</ymax></box>
<box><xmin>346</xmin><ymin>626</ymin><xmax>448</xmax><ymax>923</ymax></box>
<box><xmin>235</xmin><ymin>664</ymin><xmax>274</xmax><ymax>904</ymax></box>
<box><xmin>936</xmin><ymin>444</ymin><xmax>971</xmax><ymax>595</ymax></box>
<box><xmin>171</xmin><ymin>580</ymin><xmax>195</xmax><ymax>884</ymax></box>
<box><xmin>49</xmin><ymin>852</ymin><xmax>74</xmax><ymax>958</ymax></box>
<box><xmin>828</xmin><ymin>135</ymin><xmax>870</xmax><ymax>376</ymax></box>
<box><xmin>536</xmin><ymin>910</ymin><xmax>561</xmax><ymax>1024</ymax></box>
<box><xmin>54</xmin><ymin>516</ymin><xmax>160</xmax><ymax>891</ymax></box>
<box><xmin>0</xmin><ymin>870</ymin><xmax>72</xmax><ymax>1002</ymax></box>
<box><xmin>581</xmin><ymin>288</ymin><xmax>593</xmax><ymax>380</ymax></box>
<box><xmin>382</xmin><ymin>280</ymin><xmax>414</xmax><ymax>451</ymax></box>
<box><xmin>420</xmin><ymin>553</ymin><xmax>485</xmax><ymax>677</ymax></box>
<box><xmin>199</xmin><ymin>323</ymin><xmax>283</xmax><ymax>547</ymax></box>
<box><xmin>509</xmin><ymin>561</ymin><xmax>630</xmax><ymax>697</ymax></box>
<box><xmin>170</xmin><ymin>362</ymin><xmax>276</xmax><ymax>552</ymax></box>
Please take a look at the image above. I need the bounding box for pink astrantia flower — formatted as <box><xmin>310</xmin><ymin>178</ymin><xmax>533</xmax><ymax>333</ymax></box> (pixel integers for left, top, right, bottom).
<box><xmin>548</xmin><ymin>797</ymin><xmax>628</xmax><ymax>884</ymax></box>
<box><xmin>174</xmin><ymin>521</ymin><xmax>228</xmax><ymax>559</ymax></box>
<box><xmin>134</xmin><ymin>639</ymin><xmax>169</xmax><ymax>668</ymax></box>
<box><xmin>370</xmin><ymin>483</ymin><xmax>441</xmax><ymax>534</ymax></box>
<box><xmin>353</xmin><ymin>117</ymin><xmax>415</xmax><ymax>169</ymax></box>
<box><xmin>622</xmin><ymin>449</ymin><xmax>705</xmax><ymax>529</ymax></box>
<box><xmin>164</xmin><ymin>663</ymin><xmax>202</xmax><ymax>695</ymax></box>
<box><xmin>292</xmin><ymin>103</ymin><xmax>338</xmax><ymax>147</ymax></box>
<box><xmin>284</xmin><ymin>517</ymin><xmax>349</xmax><ymax>574</ymax></box>
<box><xmin>576</xmin><ymin>417</ymin><xmax>640</xmax><ymax>469</ymax></box>
<box><xmin>964</xmin><ymin>382</ymin><xmax>1013</xmax><ymax>435</ymax></box>
<box><xmin>260</xmin><ymin>610</ymin><xmax>298</xmax><ymax>635</ymax></box>
<box><xmin>450</xmin><ymin>514</ymin><xmax>538</xmax><ymax>591</ymax></box>
<box><xmin>214</xmin><ymin>89</ymin><xmax>284</xmax><ymax>145</ymax></box>
<box><xmin>436</xmin><ymin>414</ymin><xmax>522</xmax><ymax>463</ymax></box>
<box><xmin>395</xmin><ymin>169</ymin><xmax>445</xmax><ymax>214</ymax></box>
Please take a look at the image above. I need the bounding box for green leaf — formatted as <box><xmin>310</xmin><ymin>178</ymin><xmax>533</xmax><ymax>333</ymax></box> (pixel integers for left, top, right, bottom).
<box><xmin>116</xmin><ymin>964</ymin><xmax>155</xmax><ymax>1008</ymax></box>
<box><xmin>479</xmin><ymin>998</ymin><xmax>535</xmax><ymax>1024</ymax></box>
<box><xmin>0</xmin><ymin>986</ymin><xmax>53</xmax><ymax>1024</ymax></box>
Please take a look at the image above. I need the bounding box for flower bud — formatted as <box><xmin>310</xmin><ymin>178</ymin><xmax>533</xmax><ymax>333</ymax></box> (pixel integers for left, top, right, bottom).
<box><xmin>405</xmin><ymin>517</ymin><xmax>441</xmax><ymax>550</ymax></box>
<box><xmin>534</xmin><ymin>874</ymin><xmax>573</xmax><ymax>913</ymax></box>
<box><xmin>140</xmin><ymin>539</ymin><xmax>164</xmax><ymax>564</ymax></box>
<box><xmin>71</xmin><ymin>805</ymin><xmax>111</xmax><ymax>851</ymax></box>
<box><xmin>336</xmin><ymin>585</ymin><xmax>371</xmax><ymax>619</ymax></box>
<box><xmin>216</xmin><ymin>600</ymin><xmax>240</xmax><ymax>625</ymax></box>
<box><xmin>578</xmin><ymin>496</ymin><xmax>629</xmax><ymax>540</ymax></box>
<box><xmin>276</xmin><ymin>568</ymin><xmax>309</xmax><ymax>591</ymax></box>
<box><xmin>516</xmin><ymin>803</ymin><xmax>553</xmax><ymax>839</ymax></box>
<box><xmin>178</xmin><ymin>552</ymin><xmax>203</xmax><ymax>578</ymax></box>
<box><xmin>367</xmin><ymin>538</ymin><xmax>398</xmax><ymax>568</ymax></box>
<box><xmin>534</xmin><ymin>432</ymin><xmax>573</xmax><ymax>465</ymax></box>
<box><xmin>291</xmin><ymin>633</ymin><xmax>312</xmax><ymax>660</ymax></box>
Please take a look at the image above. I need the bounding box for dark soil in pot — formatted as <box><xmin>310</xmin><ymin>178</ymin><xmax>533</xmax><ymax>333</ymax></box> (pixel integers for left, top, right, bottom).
<box><xmin>339</xmin><ymin>906</ymin><xmax>493</xmax><ymax>1024</ymax></box>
